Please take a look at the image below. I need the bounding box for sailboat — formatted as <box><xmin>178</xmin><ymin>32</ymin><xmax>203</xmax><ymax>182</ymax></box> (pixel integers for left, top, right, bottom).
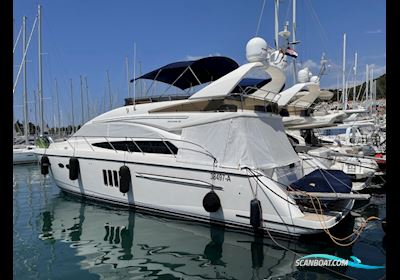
<box><xmin>13</xmin><ymin>5</ymin><xmax>45</xmax><ymax>165</ymax></box>
<box><xmin>13</xmin><ymin>16</ymin><xmax>38</xmax><ymax>165</ymax></box>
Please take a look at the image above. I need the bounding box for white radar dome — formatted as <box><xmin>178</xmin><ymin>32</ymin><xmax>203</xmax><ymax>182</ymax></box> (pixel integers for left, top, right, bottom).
<box><xmin>310</xmin><ymin>76</ymin><xmax>319</xmax><ymax>83</ymax></box>
<box><xmin>246</xmin><ymin>37</ymin><xmax>268</xmax><ymax>62</ymax></box>
<box><xmin>297</xmin><ymin>67</ymin><xmax>310</xmax><ymax>83</ymax></box>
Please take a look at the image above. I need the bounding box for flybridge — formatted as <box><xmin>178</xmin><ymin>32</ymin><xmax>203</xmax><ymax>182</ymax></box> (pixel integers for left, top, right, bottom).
<box><xmin>131</xmin><ymin>56</ymin><xmax>239</xmax><ymax>90</ymax></box>
<box><xmin>123</xmin><ymin>38</ymin><xmax>290</xmax><ymax>110</ymax></box>
<box><xmin>125</xmin><ymin>56</ymin><xmax>274</xmax><ymax>106</ymax></box>
<box><xmin>126</xmin><ymin>56</ymin><xmax>239</xmax><ymax>105</ymax></box>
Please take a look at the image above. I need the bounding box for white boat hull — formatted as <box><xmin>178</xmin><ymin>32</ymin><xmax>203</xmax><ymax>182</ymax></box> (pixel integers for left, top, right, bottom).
<box><xmin>13</xmin><ymin>146</ymin><xmax>38</xmax><ymax>164</ymax></box>
<box><xmin>42</xmin><ymin>150</ymin><xmax>353</xmax><ymax>237</ymax></box>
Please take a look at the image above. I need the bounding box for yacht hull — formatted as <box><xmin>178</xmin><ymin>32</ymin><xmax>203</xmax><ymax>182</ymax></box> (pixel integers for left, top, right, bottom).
<box><xmin>13</xmin><ymin>147</ymin><xmax>38</xmax><ymax>164</ymax></box>
<box><xmin>45</xmin><ymin>153</ymin><xmax>353</xmax><ymax>237</ymax></box>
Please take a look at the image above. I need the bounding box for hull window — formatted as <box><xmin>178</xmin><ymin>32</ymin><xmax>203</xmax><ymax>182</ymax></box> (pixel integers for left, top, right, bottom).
<box><xmin>113</xmin><ymin>170</ymin><xmax>119</xmax><ymax>187</ymax></box>
<box><xmin>103</xmin><ymin>169</ymin><xmax>120</xmax><ymax>188</ymax></box>
<box><xmin>102</xmin><ymin>170</ymin><xmax>108</xmax><ymax>186</ymax></box>
<box><xmin>108</xmin><ymin>170</ymin><xmax>113</xmax><ymax>186</ymax></box>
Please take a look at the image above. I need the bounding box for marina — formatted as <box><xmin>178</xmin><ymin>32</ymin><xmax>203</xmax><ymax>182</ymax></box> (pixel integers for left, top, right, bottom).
<box><xmin>13</xmin><ymin>1</ymin><xmax>387</xmax><ymax>279</ymax></box>
<box><xmin>13</xmin><ymin>164</ymin><xmax>386</xmax><ymax>279</ymax></box>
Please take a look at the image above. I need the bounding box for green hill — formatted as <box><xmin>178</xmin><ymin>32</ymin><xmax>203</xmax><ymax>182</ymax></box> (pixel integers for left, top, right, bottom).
<box><xmin>327</xmin><ymin>73</ymin><xmax>386</xmax><ymax>101</ymax></box>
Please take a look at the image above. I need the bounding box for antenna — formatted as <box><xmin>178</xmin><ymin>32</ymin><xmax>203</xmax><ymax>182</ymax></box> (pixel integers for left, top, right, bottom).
<box><xmin>255</xmin><ymin>0</ymin><xmax>266</xmax><ymax>36</ymax></box>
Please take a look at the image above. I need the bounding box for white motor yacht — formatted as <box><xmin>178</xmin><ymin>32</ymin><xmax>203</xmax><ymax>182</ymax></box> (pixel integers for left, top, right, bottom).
<box><xmin>13</xmin><ymin>136</ymin><xmax>37</xmax><ymax>164</ymax></box>
<box><xmin>36</xmin><ymin>38</ymin><xmax>366</xmax><ymax>237</ymax></box>
<box><xmin>13</xmin><ymin>144</ymin><xmax>37</xmax><ymax>164</ymax></box>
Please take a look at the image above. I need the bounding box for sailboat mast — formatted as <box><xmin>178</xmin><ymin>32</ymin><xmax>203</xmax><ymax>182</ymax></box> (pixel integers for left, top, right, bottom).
<box><xmin>373</xmin><ymin>79</ymin><xmax>377</xmax><ymax>114</ymax></box>
<box><xmin>70</xmin><ymin>79</ymin><xmax>75</xmax><ymax>133</ymax></box>
<box><xmin>274</xmin><ymin>0</ymin><xmax>279</xmax><ymax>49</ymax></box>
<box><xmin>365</xmin><ymin>64</ymin><xmax>369</xmax><ymax>106</ymax></box>
<box><xmin>133</xmin><ymin>42</ymin><xmax>136</xmax><ymax>109</ymax></box>
<box><xmin>106</xmin><ymin>70</ymin><xmax>112</xmax><ymax>110</ymax></box>
<box><xmin>342</xmin><ymin>33</ymin><xmax>347</xmax><ymax>110</ymax></box>
<box><xmin>13</xmin><ymin>18</ymin><xmax>15</xmax><ymax>142</ymax></box>
<box><xmin>30</xmin><ymin>89</ymin><xmax>35</xmax><ymax>137</ymax></box>
<box><xmin>22</xmin><ymin>16</ymin><xmax>29</xmax><ymax>145</ymax></box>
<box><xmin>369</xmin><ymin>67</ymin><xmax>374</xmax><ymax>113</ymax></box>
<box><xmin>55</xmin><ymin>79</ymin><xmax>61</xmax><ymax>137</ymax></box>
<box><xmin>38</xmin><ymin>5</ymin><xmax>44</xmax><ymax>135</ymax></box>
<box><xmin>34</xmin><ymin>89</ymin><xmax>37</xmax><ymax>136</ymax></box>
<box><xmin>80</xmin><ymin>75</ymin><xmax>84</xmax><ymax>125</ymax></box>
<box><xmin>126</xmin><ymin>56</ymin><xmax>130</xmax><ymax>98</ymax></box>
<box><xmin>139</xmin><ymin>61</ymin><xmax>143</xmax><ymax>97</ymax></box>
<box><xmin>353</xmin><ymin>52</ymin><xmax>357</xmax><ymax>103</ymax></box>
<box><xmin>85</xmin><ymin>76</ymin><xmax>90</xmax><ymax>120</ymax></box>
<box><xmin>292</xmin><ymin>0</ymin><xmax>297</xmax><ymax>85</ymax></box>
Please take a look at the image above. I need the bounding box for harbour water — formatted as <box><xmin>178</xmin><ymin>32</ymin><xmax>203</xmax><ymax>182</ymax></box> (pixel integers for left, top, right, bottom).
<box><xmin>13</xmin><ymin>164</ymin><xmax>386</xmax><ymax>279</ymax></box>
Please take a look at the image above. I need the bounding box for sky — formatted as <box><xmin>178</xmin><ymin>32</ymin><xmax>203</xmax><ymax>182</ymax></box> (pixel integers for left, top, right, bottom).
<box><xmin>13</xmin><ymin>0</ymin><xmax>386</xmax><ymax>127</ymax></box>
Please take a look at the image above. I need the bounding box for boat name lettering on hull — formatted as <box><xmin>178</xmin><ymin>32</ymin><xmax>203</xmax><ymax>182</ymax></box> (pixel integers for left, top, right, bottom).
<box><xmin>210</xmin><ymin>172</ymin><xmax>231</xmax><ymax>182</ymax></box>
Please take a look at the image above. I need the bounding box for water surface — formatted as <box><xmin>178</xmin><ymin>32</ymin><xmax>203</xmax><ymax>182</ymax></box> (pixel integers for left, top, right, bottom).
<box><xmin>13</xmin><ymin>164</ymin><xmax>386</xmax><ymax>279</ymax></box>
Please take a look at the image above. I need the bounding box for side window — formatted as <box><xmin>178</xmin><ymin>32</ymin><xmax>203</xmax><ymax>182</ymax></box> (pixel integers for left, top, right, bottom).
<box><xmin>93</xmin><ymin>141</ymin><xmax>178</xmax><ymax>154</ymax></box>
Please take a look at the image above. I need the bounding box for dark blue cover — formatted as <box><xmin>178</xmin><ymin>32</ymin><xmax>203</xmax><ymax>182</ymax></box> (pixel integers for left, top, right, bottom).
<box><xmin>231</xmin><ymin>78</ymin><xmax>272</xmax><ymax>94</ymax></box>
<box><xmin>131</xmin><ymin>56</ymin><xmax>239</xmax><ymax>90</ymax></box>
<box><xmin>290</xmin><ymin>169</ymin><xmax>352</xmax><ymax>193</ymax></box>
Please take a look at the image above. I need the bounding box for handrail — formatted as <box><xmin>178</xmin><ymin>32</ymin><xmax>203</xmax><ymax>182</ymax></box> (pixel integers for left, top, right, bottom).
<box><xmin>161</xmin><ymin>138</ymin><xmax>176</xmax><ymax>159</ymax></box>
<box><xmin>130</xmin><ymin>137</ymin><xmax>144</xmax><ymax>155</ymax></box>
<box><xmin>231</xmin><ymin>87</ymin><xmax>282</xmax><ymax>113</ymax></box>
<box><xmin>243</xmin><ymin>86</ymin><xmax>282</xmax><ymax>103</ymax></box>
<box><xmin>104</xmin><ymin>136</ymin><xmax>117</xmax><ymax>153</ymax></box>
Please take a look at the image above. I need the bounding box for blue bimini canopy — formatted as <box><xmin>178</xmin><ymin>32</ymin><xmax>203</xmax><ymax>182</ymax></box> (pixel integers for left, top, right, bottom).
<box><xmin>231</xmin><ymin>78</ymin><xmax>272</xmax><ymax>94</ymax></box>
<box><xmin>290</xmin><ymin>169</ymin><xmax>352</xmax><ymax>193</ymax></box>
<box><xmin>131</xmin><ymin>56</ymin><xmax>239</xmax><ymax>90</ymax></box>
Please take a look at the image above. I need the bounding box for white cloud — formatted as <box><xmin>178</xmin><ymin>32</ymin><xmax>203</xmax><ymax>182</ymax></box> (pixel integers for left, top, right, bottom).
<box><xmin>364</xmin><ymin>29</ymin><xmax>382</xmax><ymax>34</ymax></box>
<box><xmin>185</xmin><ymin>52</ymin><xmax>222</xmax><ymax>61</ymax></box>
<box><xmin>300</xmin><ymin>59</ymin><xmax>319</xmax><ymax>70</ymax></box>
<box><xmin>284</xmin><ymin>59</ymin><xmax>319</xmax><ymax>77</ymax></box>
<box><xmin>368</xmin><ymin>64</ymin><xmax>386</xmax><ymax>77</ymax></box>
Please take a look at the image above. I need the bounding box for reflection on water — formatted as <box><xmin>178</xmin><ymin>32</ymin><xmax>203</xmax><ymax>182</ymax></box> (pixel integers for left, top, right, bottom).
<box><xmin>13</xmin><ymin>165</ymin><xmax>386</xmax><ymax>279</ymax></box>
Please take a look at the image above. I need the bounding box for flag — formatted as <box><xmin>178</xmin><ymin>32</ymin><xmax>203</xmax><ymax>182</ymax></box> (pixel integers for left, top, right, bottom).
<box><xmin>285</xmin><ymin>47</ymin><xmax>298</xmax><ymax>58</ymax></box>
